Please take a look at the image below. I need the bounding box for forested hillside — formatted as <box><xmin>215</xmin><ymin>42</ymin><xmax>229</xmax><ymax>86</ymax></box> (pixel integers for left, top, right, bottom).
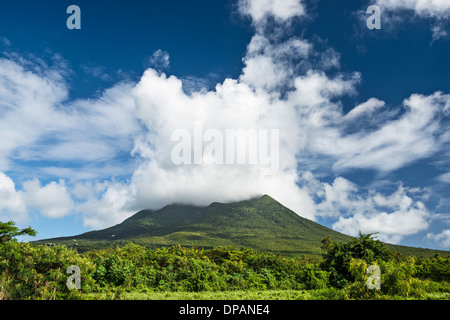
<box><xmin>1</xmin><ymin>231</ymin><xmax>449</xmax><ymax>300</ymax></box>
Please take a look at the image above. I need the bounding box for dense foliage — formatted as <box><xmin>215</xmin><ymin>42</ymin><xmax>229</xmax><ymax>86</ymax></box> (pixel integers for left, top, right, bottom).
<box><xmin>320</xmin><ymin>232</ymin><xmax>394</xmax><ymax>288</ymax></box>
<box><xmin>319</xmin><ymin>233</ymin><xmax>450</xmax><ymax>299</ymax></box>
<box><xmin>0</xmin><ymin>232</ymin><xmax>449</xmax><ymax>300</ymax></box>
<box><xmin>0</xmin><ymin>241</ymin><xmax>96</xmax><ymax>299</ymax></box>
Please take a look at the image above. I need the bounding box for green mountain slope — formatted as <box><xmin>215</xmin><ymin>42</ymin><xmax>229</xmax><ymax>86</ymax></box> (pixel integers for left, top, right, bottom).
<box><xmin>35</xmin><ymin>195</ymin><xmax>449</xmax><ymax>257</ymax></box>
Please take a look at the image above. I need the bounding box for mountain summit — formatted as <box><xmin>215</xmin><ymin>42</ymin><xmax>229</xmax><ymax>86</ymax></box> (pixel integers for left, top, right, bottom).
<box><xmin>37</xmin><ymin>195</ymin><xmax>352</xmax><ymax>256</ymax></box>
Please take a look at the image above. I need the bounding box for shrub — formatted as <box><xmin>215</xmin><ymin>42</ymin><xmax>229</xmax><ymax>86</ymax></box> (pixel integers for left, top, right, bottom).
<box><xmin>0</xmin><ymin>241</ymin><xmax>96</xmax><ymax>299</ymax></box>
<box><xmin>297</xmin><ymin>263</ymin><xmax>329</xmax><ymax>290</ymax></box>
<box><xmin>91</xmin><ymin>254</ymin><xmax>135</xmax><ymax>287</ymax></box>
<box><xmin>344</xmin><ymin>258</ymin><xmax>428</xmax><ymax>299</ymax></box>
<box><xmin>321</xmin><ymin>233</ymin><xmax>393</xmax><ymax>288</ymax></box>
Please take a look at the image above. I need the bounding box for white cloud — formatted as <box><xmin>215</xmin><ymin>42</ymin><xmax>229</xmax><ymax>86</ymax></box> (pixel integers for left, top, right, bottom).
<box><xmin>23</xmin><ymin>179</ymin><xmax>74</xmax><ymax>218</ymax></box>
<box><xmin>241</xmin><ymin>34</ymin><xmax>311</xmax><ymax>91</ymax></box>
<box><xmin>370</xmin><ymin>0</ymin><xmax>450</xmax><ymax>39</ymax></box>
<box><xmin>0</xmin><ymin>171</ymin><xmax>27</xmax><ymax>223</ymax></box>
<box><xmin>126</xmin><ymin>68</ymin><xmax>312</xmax><ymax>220</ymax></box>
<box><xmin>0</xmin><ymin>55</ymin><xmax>141</xmax><ymax>177</ymax></box>
<box><xmin>427</xmin><ymin>229</ymin><xmax>450</xmax><ymax>248</ymax></box>
<box><xmin>333</xmin><ymin>205</ymin><xmax>430</xmax><ymax>244</ymax></box>
<box><xmin>75</xmin><ymin>181</ymin><xmax>136</xmax><ymax>229</ymax></box>
<box><xmin>148</xmin><ymin>49</ymin><xmax>170</xmax><ymax>71</ymax></box>
<box><xmin>0</xmin><ymin>56</ymin><xmax>68</xmax><ymax>170</ymax></box>
<box><xmin>375</xmin><ymin>0</ymin><xmax>450</xmax><ymax>18</ymax></box>
<box><xmin>344</xmin><ymin>98</ymin><xmax>386</xmax><ymax>120</ymax></box>
<box><xmin>438</xmin><ymin>172</ymin><xmax>450</xmax><ymax>183</ymax></box>
<box><xmin>431</xmin><ymin>23</ymin><xmax>448</xmax><ymax>41</ymax></box>
<box><xmin>70</xmin><ymin>49</ymin><xmax>358</xmax><ymax>227</ymax></box>
<box><xmin>238</xmin><ymin>0</ymin><xmax>305</xmax><ymax>23</ymax></box>
<box><xmin>0</xmin><ymin>54</ymin><xmax>142</xmax><ymax>226</ymax></box>
<box><xmin>299</xmin><ymin>172</ymin><xmax>431</xmax><ymax>243</ymax></box>
<box><xmin>81</xmin><ymin>63</ymin><xmax>113</xmax><ymax>81</ymax></box>
<box><xmin>310</xmin><ymin>92</ymin><xmax>450</xmax><ymax>172</ymax></box>
<box><xmin>241</xmin><ymin>55</ymin><xmax>286</xmax><ymax>90</ymax></box>
<box><xmin>289</xmin><ymin>70</ymin><xmax>360</xmax><ymax>107</ymax></box>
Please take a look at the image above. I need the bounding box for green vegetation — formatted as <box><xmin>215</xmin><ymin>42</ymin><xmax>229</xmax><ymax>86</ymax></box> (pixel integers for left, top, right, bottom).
<box><xmin>32</xmin><ymin>195</ymin><xmax>449</xmax><ymax>257</ymax></box>
<box><xmin>2</xmin><ymin>197</ymin><xmax>449</xmax><ymax>300</ymax></box>
<box><xmin>1</xmin><ymin>231</ymin><xmax>449</xmax><ymax>300</ymax></box>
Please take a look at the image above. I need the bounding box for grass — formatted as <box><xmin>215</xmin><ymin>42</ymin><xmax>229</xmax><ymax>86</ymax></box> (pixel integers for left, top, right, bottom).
<box><xmin>83</xmin><ymin>289</ymin><xmax>339</xmax><ymax>300</ymax></box>
<box><xmin>83</xmin><ymin>288</ymin><xmax>450</xmax><ymax>300</ymax></box>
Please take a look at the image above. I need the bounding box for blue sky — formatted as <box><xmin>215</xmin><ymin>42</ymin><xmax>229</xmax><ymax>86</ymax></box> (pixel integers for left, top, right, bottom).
<box><xmin>1</xmin><ymin>0</ymin><xmax>450</xmax><ymax>250</ymax></box>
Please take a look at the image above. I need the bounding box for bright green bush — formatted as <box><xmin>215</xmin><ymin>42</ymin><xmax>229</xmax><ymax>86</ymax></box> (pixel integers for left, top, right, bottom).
<box><xmin>0</xmin><ymin>241</ymin><xmax>96</xmax><ymax>299</ymax></box>
<box><xmin>297</xmin><ymin>263</ymin><xmax>329</xmax><ymax>290</ymax></box>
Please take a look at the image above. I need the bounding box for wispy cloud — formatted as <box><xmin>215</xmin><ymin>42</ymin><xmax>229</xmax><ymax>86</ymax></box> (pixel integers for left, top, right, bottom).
<box><xmin>147</xmin><ymin>49</ymin><xmax>170</xmax><ymax>71</ymax></box>
<box><xmin>374</xmin><ymin>0</ymin><xmax>450</xmax><ymax>18</ymax></box>
<box><xmin>367</xmin><ymin>0</ymin><xmax>450</xmax><ymax>40</ymax></box>
<box><xmin>312</xmin><ymin>92</ymin><xmax>450</xmax><ymax>173</ymax></box>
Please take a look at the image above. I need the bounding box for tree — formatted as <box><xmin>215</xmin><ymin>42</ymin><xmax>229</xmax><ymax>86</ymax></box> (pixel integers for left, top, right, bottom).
<box><xmin>320</xmin><ymin>232</ymin><xmax>393</xmax><ymax>288</ymax></box>
<box><xmin>0</xmin><ymin>220</ymin><xmax>37</xmax><ymax>244</ymax></box>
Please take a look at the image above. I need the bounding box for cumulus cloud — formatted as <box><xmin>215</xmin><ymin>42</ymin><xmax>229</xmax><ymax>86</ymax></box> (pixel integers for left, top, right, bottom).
<box><xmin>333</xmin><ymin>207</ymin><xmax>429</xmax><ymax>244</ymax></box>
<box><xmin>75</xmin><ymin>181</ymin><xmax>136</xmax><ymax>229</ymax></box>
<box><xmin>0</xmin><ymin>171</ymin><xmax>27</xmax><ymax>223</ymax></box>
<box><xmin>241</xmin><ymin>34</ymin><xmax>311</xmax><ymax>91</ymax></box>
<box><xmin>127</xmin><ymin>68</ymin><xmax>309</xmax><ymax>217</ymax></box>
<box><xmin>427</xmin><ymin>229</ymin><xmax>450</xmax><ymax>248</ymax></box>
<box><xmin>23</xmin><ymin>179</ymin><xmax>74</xmax><ymax>218</ymax></box>
<box><xmin>299</xmin><ymin>172</ymin><xmax>431</xmax><ymax>243</ymax></box>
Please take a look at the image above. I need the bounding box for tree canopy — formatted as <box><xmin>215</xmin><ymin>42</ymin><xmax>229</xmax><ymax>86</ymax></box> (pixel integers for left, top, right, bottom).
<box><xmin>0</xmin><ymin>220</ymin><xmax>37</xmax><ymax>244</ymax></box>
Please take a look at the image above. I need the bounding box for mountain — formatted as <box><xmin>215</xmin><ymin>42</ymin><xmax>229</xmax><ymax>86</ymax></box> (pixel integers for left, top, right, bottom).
<box><xmin>35</xmin><ymin>195</ymin><xmax>449</xmax><ymax>257</ymax></box>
